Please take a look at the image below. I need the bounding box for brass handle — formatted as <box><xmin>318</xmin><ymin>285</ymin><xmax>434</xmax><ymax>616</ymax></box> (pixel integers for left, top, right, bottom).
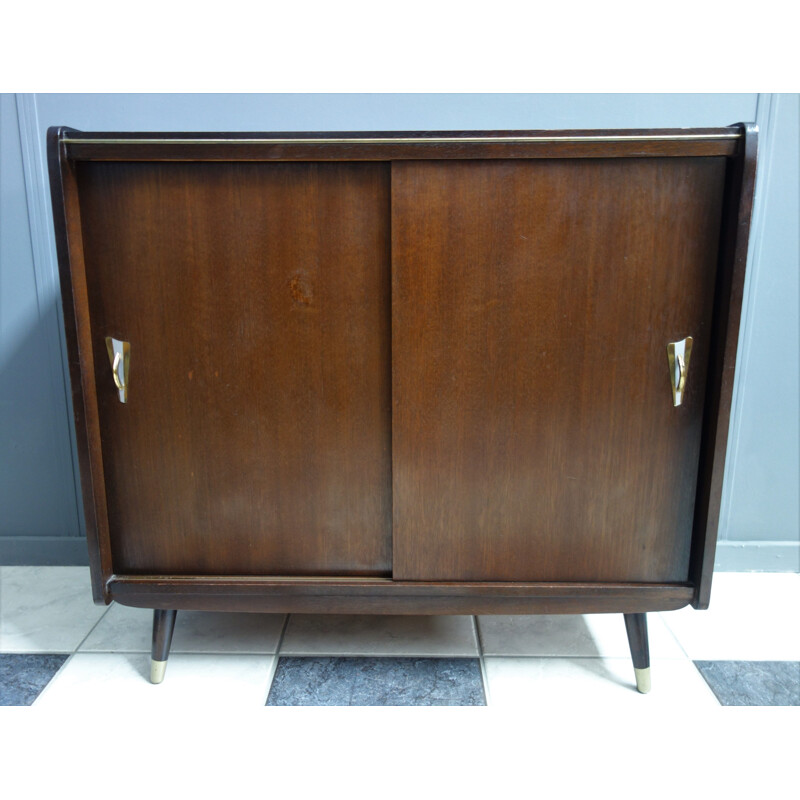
<box><xmin>675</xmin><ymin>354</ymin><xmax>687</xmax><ymax>396</ymax></box>
<box><xmin>105</xmin><ymin>337</ymin><xmax>130</xmax><ymax>403</ymax></box>
<box><xmin>667</xmin><ymin>337</ymin><xmax>693</xmax><ymax>407</ymax></box>
<box><xmin>111</xmin><ymin>351</ymin><xmax>126</xmax><ymax>390</ymax></box>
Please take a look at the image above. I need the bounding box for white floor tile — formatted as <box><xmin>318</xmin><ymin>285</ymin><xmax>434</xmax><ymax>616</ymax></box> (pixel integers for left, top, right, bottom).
<box><xmin>477</xmin><ymin>612</ymin><xmax>685</xmax><ymax>658</ymax></box>
<box><xmin>483</xmin><ymin>656</ymin><xmax>720</xmax><ymax>709</ymax></box>
<box><xmin>280</xmin><ymin>614</ymin><xmax>479</xmax><ymax>656</ymax></box>
<box><xmin>33</xmin><ymin>652</ymin><xmax>275</xmax><ymax>709</ymax></box>
<box><xmin>660</xmin><ymin>572</ymin><xmax>800</xmax><ymax>660</ymax></box>
<box><xmin>79</xmin><ymin>603</ymin><xmax>286</xmax><ymax>654</ymax></box>
<box><xmin>0</xmin><ymin>567</ymin><xmax>108</xmax><ymax>653</ymax></box>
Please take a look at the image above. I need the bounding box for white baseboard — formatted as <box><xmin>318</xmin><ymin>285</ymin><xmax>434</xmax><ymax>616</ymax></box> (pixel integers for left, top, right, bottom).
<box><xmin>715</xmin><ymin>540</ymin><xmax>800</xmax><ymax>572</ymax></box>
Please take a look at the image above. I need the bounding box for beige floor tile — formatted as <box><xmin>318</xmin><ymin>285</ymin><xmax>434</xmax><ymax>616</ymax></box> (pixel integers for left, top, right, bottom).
<box><xmin>478</xmin><ymin>612</ymin><xmax>685</xmax><ymax>658</ymax></box>
<box><xmin>33</xmin><ymin>652</ymin><xmax>275</xmax><ymax>708</ymax></box>
<box><xmin>660</xmin><ymin>572</ymin><xmax>800</xmax><ymax>660</ymax></box>
<box><xmin>79</xmin><ymin>603</ymin><xmax>286</xmax><ymax>653</ymax></box>
<box><xmin>280</xmin><ymin>614</ymin><xmax>479</xmax><ymax>656</ymax></box>
<box><xmin>483</xmin><ymin>656</ymin><xmax>720</xmax><ymax>709</ymax></box>
<box><xmin>0</xmin><ymin>567</ymin><xmax>107</xmax><ymax>653</ymax></box>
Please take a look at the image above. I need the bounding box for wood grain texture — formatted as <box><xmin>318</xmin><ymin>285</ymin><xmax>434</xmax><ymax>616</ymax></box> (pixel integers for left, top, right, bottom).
<box><xmin>48</xmin><ymin>127</ymin><xmax>113</xmax><ymax>603</ymax></box>
<box><xmin>47</xmin><ymin>126</ymin><xmax>755</xmax><ymax>618</ymax></box>
<box><xmin>75</xmin><ymin>160</ymin><xmax>392</xmax><ymax>576</ymax></box>
<box><xmin>690</xmin><ymin>123</ymin><xmax>759</xmax><ymax>608</ymax></box>
<box><xmin>61</xmin><ymin>127</ymin><xmax>740</xmax><ymax>162</ymax></box>
<box><xmin>392</xmin><ymin>158</ymin><xmax>727</xmax><ymax>582</ymax></box>
<box><xmin>108</xmin><ymin>576</ymin><xmax>694</xmax><ymax>615</ymax></box>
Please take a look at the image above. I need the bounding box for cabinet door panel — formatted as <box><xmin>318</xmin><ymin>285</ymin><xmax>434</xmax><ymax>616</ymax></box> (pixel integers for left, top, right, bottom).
<box><xmin>392</xmin><ymin>158</ymin><xmax>726</xmax><ymax>582</ymax></box>
<box><xmin>77</xmin><ymin>161</ymin><xmax>392</xmax><ymax>576</ymax></box>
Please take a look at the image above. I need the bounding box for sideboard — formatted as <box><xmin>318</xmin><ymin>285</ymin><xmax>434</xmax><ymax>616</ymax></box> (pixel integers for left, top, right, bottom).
<box><xmin>48</xmin><ymin>125</ymin><xmax>757</xmax><ymax>690</ymax></box>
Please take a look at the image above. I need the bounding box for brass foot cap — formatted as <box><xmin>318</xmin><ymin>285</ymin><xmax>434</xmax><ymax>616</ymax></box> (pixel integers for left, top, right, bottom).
<box><xmin>634</xmin><ymin>667</ymin><xmax>651</xmax><ymax>694</ymax></box>
<box><xmin>150</xmin><ymin>659</ymin><xmax>167</xmax><ymax>684</ymax></box>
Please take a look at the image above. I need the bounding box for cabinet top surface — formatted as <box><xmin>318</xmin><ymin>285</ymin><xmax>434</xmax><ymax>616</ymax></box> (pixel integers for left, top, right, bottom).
<box><xmin>54</xmin><ymin>125</ymin><xmax>744</xmax><ymax>140</ymax></box>
<box><xmin>50</xmin><ymin>125</ymin><xmax>751</xmax><ymax>161</ymax></box>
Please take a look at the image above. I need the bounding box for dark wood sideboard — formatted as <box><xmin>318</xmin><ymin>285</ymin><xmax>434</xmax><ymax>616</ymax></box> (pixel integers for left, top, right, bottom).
<box><xmin>48</xmin><ymin>126</ymin><xmax>757</xmax><ymax>691</ymax></box>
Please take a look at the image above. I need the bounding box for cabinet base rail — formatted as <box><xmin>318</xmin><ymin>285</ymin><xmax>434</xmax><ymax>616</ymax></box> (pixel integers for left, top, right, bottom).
<box><xmin>107</xmin><ymin>576</ymin><xmax>695</xmax><ymax>616</ymax></box>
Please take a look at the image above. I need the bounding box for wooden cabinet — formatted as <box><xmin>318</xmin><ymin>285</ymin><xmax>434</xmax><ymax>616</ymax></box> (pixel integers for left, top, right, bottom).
<box><xmin>48</xmin><ymin>126</ymin><xmax>757</xmax><ymax>690</ymax></box>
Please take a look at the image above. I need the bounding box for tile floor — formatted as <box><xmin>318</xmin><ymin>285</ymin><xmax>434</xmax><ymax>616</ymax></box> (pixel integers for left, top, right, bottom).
<box><xmin>0</xmin><ymin>567</ymin><xmax>798</xmax><ymax>707</ymax></box>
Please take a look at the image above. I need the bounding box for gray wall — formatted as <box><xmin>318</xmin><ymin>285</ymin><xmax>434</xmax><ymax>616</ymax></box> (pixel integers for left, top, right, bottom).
<box><xmin>718</xmin><ymin>94</ymin><xmax>800</xmax><ymax>570</ymax></box>
<box><xmin>1</xmin><ymin>93</ymin><xmax>797</xmax><ymax>570</ymax></box>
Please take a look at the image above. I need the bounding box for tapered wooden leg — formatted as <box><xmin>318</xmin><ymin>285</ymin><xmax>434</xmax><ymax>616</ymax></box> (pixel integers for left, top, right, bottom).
<box><xmin>150</xmin><ymin>609</ymin><xmax>177</xmax><ymax>684</ymax></box>
<box><xmin>624</xmin><ymin>612</ymin><xmax>651</xmax><ymax>694</ymax></box>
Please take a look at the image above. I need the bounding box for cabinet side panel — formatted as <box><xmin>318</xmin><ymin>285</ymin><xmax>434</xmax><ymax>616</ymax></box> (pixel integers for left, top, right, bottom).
<box><xmin>691</xmin><ymin>124</ymin><xmax>758</xmax><ymax>606</ymax></box>
<box><xmin>392</xmin><ymin>158</ymin><xmax>726</xmax><ymax>582</ymax></box>
<box><xmin>48</xmin><ymin>129</ymin><xmax>112</xmax><ymax>602</ymax></box>
<box><xmin>76</xmin><ymin>161</ymin><xmax>392</xmax><ymax>576</ymax></box>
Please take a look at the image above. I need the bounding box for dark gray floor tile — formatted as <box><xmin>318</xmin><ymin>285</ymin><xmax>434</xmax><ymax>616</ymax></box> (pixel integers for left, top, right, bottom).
<box><xmin>267</xmin><ymin>657</ymin><xmax>486</xmax><ymax>706</ymax></box>
<box><xmin>694</xmin><ymin>660</ymin><xmax>800</xmax><ymax>706</ymax></box>
<box><xmin>0</xmin><ymin>654</ymin><xmax>70</xmax><ymax>706</ymax></box>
